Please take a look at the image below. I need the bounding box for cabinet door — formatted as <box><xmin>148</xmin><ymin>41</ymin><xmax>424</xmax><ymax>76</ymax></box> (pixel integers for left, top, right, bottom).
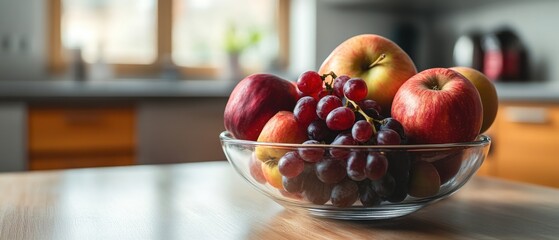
<box><xmin>0</xmin><ymin>102</ymin><xmax>26</xmax><ymax>172</ymax></box>
<box><xmin>136</xmin><ymin>99</ymin><xmax>227</xmax><ymax>164</ymax></box>
<box><xmin>29</xmin><ymin>154</ymin><xmax>134</xmax><ymax>170</ymax></box>
<box><xmin>493</xmin><ymin>103</ymin><xmax>559</xmax><ymax>188</ymax></box>
<box><xmin>28</xmin><ymin>106</ymin><xmax>136</xmax><ymax>170</ymax></box>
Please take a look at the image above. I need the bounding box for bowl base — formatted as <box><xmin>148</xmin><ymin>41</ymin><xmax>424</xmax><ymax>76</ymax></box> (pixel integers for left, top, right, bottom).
<box><xmin>286</xmin><ymin>204</ymin><xmax>426</xmax><ymax>220</ymax></box>
<box><xmin>278</xmin><ymin>202</ymin><xmax>430</xmax><ymax>221</ymax></box>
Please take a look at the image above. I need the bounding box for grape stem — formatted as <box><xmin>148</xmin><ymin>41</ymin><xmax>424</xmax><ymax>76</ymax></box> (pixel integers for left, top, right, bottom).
<box><xmin>320</xmin><ymin>71</ymin><xmax>337</xmax><ymax>92</ymax></box>
<box><xmin>345</xmin><ymin>99</ymin><xmax>382</xmax><ymax>134</ymax></box>
<box><xmin>368</xmin><ymin>54</ymin><xmax>386</xmax><ymax>69</ymax></box>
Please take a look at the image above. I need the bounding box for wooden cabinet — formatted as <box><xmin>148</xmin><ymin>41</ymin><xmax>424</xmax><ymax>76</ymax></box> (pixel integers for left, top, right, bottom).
<box><xmin>478</xmin><ymin>103</ymin><xmax>559</xmax><ymax>188</ymax></box>
<box><xmin>28</xmin><ymin>106</ymin><xmax>136</xmax><ymax>170</ymax></box>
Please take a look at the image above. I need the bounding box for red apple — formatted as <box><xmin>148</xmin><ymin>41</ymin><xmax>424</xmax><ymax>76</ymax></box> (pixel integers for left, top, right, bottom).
<box><xmin>432</xmin><ymin>151</ymin><xmax>463</xmax><ymax>184</ymax></box>
<box><xmin>254</xmin><ymin>111</ymin><xmax>307</xmax><ymax>162</ymax></box>
<box><xmin>224</xmin><ymin>73</ymin><xmax>298</xmax><ymax>141</ymax></box>
<box><xmin>414</xmin><ymin>150</ymin><xmax>464</xmax><ymax>184</ymax></box>
<box><xmin>249</xmin><ymin>153</ymin><xmax>267</xmax><ymax>184</ymax></box>
<box><xmin>391</xmin><ymin>68</ymin><xmax>483</xmax><ymax>144</ymax></box>
<box><xmin>451</xmin><ymin>67</ymin><xmax>499</xmax><ymax>133</ymax></box>
<box><xmin>318</xmin><ymin>34</ymin><xmax>417</xmax><ymax>116</ymax></box>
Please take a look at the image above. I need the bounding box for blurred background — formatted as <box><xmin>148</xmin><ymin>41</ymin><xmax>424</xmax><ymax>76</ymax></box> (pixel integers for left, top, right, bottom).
<box><xmin>0</xmin><ymin>0</ymin><xmax>558</xmax><ymax>188</ymax></box>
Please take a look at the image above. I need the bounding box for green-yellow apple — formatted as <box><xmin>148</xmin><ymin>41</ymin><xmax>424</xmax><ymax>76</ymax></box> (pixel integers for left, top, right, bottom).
<box><xmin>451</xmin><ymin>67</ymin><xmax>499</xmax><ymax>133</ymax></box>
<box><xmin>408</xmin><ymin>161</ymin><xmax>441</xmax><ymax>198</ymax></box>
<box><xmin>261</xmin><ymin>162</ymin><xmax>283</xmax><ymax>189</ymax></box>
<box><xmin>224</xmin><ymin>73</ymin><xmax>298</xmax><ymax>141</ymax></box>
<box><xmin>391</xmin><ymin>68</ymin><xmax>483</xmax><ymax>144</ymax></box>
<box><xmin>254</xmin><ymin>111</ymin><xmax>307</xmax><ymax>162</ymax></box>
<box><xmin>318</xmin><ymin>34</ymin><xmax>417</xmax><ymax>116</ymax></box>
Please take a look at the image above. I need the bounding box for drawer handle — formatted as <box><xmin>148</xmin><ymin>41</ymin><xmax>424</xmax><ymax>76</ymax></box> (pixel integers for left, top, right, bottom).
<box><xmin>504</xmin><ymin>106</ymin><xmax>549</xmax><ymax>124</ymax></box>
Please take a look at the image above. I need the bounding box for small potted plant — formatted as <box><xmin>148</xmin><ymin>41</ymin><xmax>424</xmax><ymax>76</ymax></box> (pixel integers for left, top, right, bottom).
<box><xmin>223</xmin><ymin>24</ymin><xmax>262</xmax><ymax>80</ymax></box>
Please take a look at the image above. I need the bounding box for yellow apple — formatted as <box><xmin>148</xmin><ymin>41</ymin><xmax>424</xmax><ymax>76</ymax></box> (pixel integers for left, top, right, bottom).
<box><xmin>261</xmin><ymin>162</ymin><xmax>283</xmax><ymax>189</ymax></box>
<box><xmin>451</xmin><ymin>67</ymin><xmax>499</xmax><ymax>133</ymax></box>
<box><xmin>408</xmin><ymin>161</ymin><xmax>441</xmax><ymax>198</ymax></box>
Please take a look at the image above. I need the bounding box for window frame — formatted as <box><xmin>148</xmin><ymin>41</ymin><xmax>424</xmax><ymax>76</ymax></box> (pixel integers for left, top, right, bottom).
<box><xmin>47</xmin><ymin>0</ymin><xmax>290</xmax><ymax>79</ymax></box>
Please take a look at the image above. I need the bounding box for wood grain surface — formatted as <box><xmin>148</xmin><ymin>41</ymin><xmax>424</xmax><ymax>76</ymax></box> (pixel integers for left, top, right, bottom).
<box><xmin>0</xmin><ymin>161</ymin><xmax>557</xmax><ymax>239</ymax></box>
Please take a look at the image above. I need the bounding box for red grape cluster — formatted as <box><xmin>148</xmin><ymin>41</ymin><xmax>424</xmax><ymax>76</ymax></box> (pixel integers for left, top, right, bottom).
<box><xmin>274</xmin><ymin>70</ymin><xmax>411</xmax><ymax>207</ymax></box>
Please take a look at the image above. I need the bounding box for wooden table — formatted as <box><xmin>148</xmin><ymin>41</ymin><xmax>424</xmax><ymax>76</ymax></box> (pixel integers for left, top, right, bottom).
<box><xmin>0</xmin><ymin>161</ymin><xmax>558</xmax><ymax>239</ymax></box>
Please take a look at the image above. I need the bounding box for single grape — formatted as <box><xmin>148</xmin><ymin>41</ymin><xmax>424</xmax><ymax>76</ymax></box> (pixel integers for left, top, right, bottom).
<box><xmin>376</xmin><ymin>129</ymin><xmax>401</xmax><ymax>145</ymax></box>
<box><xmin>316</xmin><ymin>95</ymin><xmax>343</xmax><ymax>120</ymax></box>
<box><xmin>330</xmin><ymin>179</ymin><xmax>359</xmax><ymax>208</ymax></box>
<box><xmin>366</xmin><ymin>152</ymin><xmax>388</xmax><ymax>180</ymax></box>
<box><xmin>355</xmin><ymin>109</ymin><xmax>381</xmax><ymax>124</ymax></box>
<box><xmin>357</xmin><ymin>99</ymin><xmax>382</xmax><ymax>122</ymax></box>
<box><xmin>332</xmin><ymin>75</ymin><xmax>351</xmax><ymax>98</ymax></box>
<box><xmin>315</xmin><ymin>157</ymin><xmax>347</xmax><ymax>184</ymax></box>
<box><xmin>303</xmin><ymin>171</ymin><xmax>333</xmax><ymax>205</ymax></box>
<box><xmin>293</xmin><ymin>96</ymin><xmax>318</xmax><ymax>127</ymax></box>
<box><xmin>297</xmin><ymin>71</ymin><xmax>323</xmax><ymax>95</ymax></box>
<box><xmin>343</xmin><ymin>78</ymin><xmax>368</xmax><ymax>102</ymax></box>
<box><xmin>279</xmin><ymin>190</ymin><xmax>304</xmax><ymax>200</ymax></box>
<box><xmin>284</xmin><ymin>163</ymin><xmax>313</xmax><ymax>193</ymax></box>
<box><xmin>307</xmin><ymin>120</ymin><xmax>337</xmax><ymax>143</ymax></box>
<box><xmin>352</xmin><ymin>120</ymin><xmax>374</xmax><ymax>143</ymax></box>
<box><xmin>385</xmin><ymin>152</ymin><xmax>411</xmax><ymax>202</ymax></box>
<box><xmin>326</xmin><ymin>107</ymin><xmax>355</xmax><ymax>131</ymax></box>
<box><xmin>386</xmin><ymin>152</ymin><xmax>411</xmax><ymax>178</ymax></box>
<box><xmin>282</xmin><ymin>176</ymin><xmax>303</xmax><ymax>193</ymax></box>
<box><xmin>386</xmin><ymin>181</ymin><xmax>409</xmax><ymax>203</ymax></box>
<box><xmin>358</xmin><ymin>99</ymin><xmax>382</xmax><ymax>114</ymax></box>
<box><xmin>329</xmin><ymin>132</ymin><xmax>357</xmax><ymax>159</ymax></box>
<box><xmin>380</xmin><ymin>118</ymin><xmax>407</xmax><ymax>144</ymax></box>
<box><xmin>278</xmin><ymin>151</ymin><xmax>305</xmax><ymax>178</ymax></box>
<box><xmin>346</xmin><ymin>151</ymin><xmax>367</xmax><ymax>181</ymax></box>
<box><xmin>296</xmin><ymin>88</ymin><xmax>306</xmax><ymax>99</ymax></box>
<box><xmin>372</xmin><ymin>173</ymin><xmax>396</xmax><ymax>198</ymax></box>
<box><xmin>318</xmin><ymin>89</ymin><xmax>330</xmax><ymax>99</ymax></box>
<box><xmin>358</xmin><ymin>179</ymin><xmax>382</xmax><ymax>207</ymax></box>
<box><xmin>299</xmin><ymin>140</ymin><xmax>324</xmax><ymax>163</ymax></box>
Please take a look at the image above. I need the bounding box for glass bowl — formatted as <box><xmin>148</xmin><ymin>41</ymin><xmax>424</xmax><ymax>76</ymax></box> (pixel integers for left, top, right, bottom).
<box><xmin>220</xmin><ymin>131</ymin><xmax>491</xmax><ymax>220</ymax></box>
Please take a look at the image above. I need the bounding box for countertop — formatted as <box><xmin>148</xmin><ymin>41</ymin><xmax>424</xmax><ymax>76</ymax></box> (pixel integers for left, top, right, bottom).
<box><xmin>0</xmin><ymin>79</ymin><xmax>237</xmax><ymax>99</ymax></box>
<box><xmin>494</xmin><ymin>82</ymin><xmax>559</xmax><ymax>102</ymax></box>
<box><xmin>0</xmin><ymin>161</ymin><xmax>558</xmax><ymax>239</ymax></box>
<box><xmin>1</xmin><ymin>79</ymin><xmax>559</xmax><ymax>102</ymax></box>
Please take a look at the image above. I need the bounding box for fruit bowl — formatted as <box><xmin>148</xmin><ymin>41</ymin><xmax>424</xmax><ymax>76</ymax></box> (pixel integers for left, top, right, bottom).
<box><xmin>220</xmin><ymin>131</ymin><xmax>491</xmax><ymax>220</ymax></box>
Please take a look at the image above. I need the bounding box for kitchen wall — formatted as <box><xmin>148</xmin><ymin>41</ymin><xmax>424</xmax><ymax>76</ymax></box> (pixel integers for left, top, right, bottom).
<box><xmin>430</xmin><ymin>0</ymin><xmax>559</xmax><ymax>82</ymax></box>
<box><xmin>3</xmin><ymin>0</ymin><xmax>558</xmax><ymax>82</ymax></box>
<box><xmin>314</xmin><ymin>2</ymin><xmax>432</xmax><ymax>71</ymax></box>
<box><xmin>304</xmin><ymin>0</ymin><xmax>559</xmax><ymax>82</ymax></box>
<box><xmin>0</xmin><ymin>0</ymin><xmax>46</xmax><ymax>80</ymax></box>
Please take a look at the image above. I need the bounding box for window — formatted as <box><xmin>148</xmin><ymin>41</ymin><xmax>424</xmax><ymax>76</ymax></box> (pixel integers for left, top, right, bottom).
<box><xmin>61</xmin><ymin>0</ymin><xmax>157</xmax><ymax>64</ymax></box>
<box><xmin>48</xmin><ymin>0</ymin><xmax>289</xmax><ymax>79</ymax></box>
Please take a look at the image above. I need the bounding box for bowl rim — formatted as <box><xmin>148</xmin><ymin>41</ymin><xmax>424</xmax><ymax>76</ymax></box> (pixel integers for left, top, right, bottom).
<box><xmin>219</xmin><ymin>131</ymin><xmax>491</xmax><ymax>150</ymax></box>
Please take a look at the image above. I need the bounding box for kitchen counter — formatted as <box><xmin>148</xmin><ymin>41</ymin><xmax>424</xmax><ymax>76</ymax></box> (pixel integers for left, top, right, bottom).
<box><xmin>1</xmin><ymin>79</ymin><xmax>559</xmax><ymax>102</ymax></box>
<box><xmin>0</xmin><ymin>161</ymin><xmax>557</xmax><ymax>239</ymax></box>
<box><xmin>0</xmin><ymin>79</ymin><xmax>237</xmax><ymax>100</ymax></box>
<box><xmin>496</xmin><ymin>82</ymin><xmax>559</xmax><ymax>102</ymax></box>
